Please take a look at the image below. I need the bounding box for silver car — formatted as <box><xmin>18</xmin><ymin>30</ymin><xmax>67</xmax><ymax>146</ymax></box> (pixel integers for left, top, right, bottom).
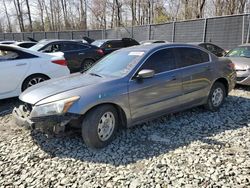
<box><xmin>225</xmin><ymin>44</ymin><xmax>250</xmax><ymax>85</ymax></box>
<box><xmin>13</xmin><ymin>44</ymin><xmax>236</xmax><ymax>148</ymax></box>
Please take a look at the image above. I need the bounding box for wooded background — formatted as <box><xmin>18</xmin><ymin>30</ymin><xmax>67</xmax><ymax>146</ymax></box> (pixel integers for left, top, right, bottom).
<box><xmin>0</xmin><ymin>0</ymin><xmax>249</xmax><ymax>33</ymax></box>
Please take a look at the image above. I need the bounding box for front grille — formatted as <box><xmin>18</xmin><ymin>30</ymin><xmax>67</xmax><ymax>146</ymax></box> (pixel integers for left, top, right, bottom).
<box><xmin>236</xmin><ymin>77</ymin><xmax>247</xmax><ymax>82</ymax></box>
<box><xmin>236</xmin><ymin>69</ymin><xmax>247</xmax><ymax>72</ymax></box>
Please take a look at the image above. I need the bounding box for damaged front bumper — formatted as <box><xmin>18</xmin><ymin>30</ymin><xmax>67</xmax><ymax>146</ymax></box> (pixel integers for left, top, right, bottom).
<box><xmin>12</xmin><ymin>104</ymin><xmax>80</xmax><ymax>130</ymax></box>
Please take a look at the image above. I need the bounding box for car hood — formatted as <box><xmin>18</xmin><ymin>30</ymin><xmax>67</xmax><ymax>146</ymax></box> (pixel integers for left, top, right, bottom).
<box><xmin>20</xmin><ymin>73</ymin><xmax>108</xmax><ymax>105</ymax></box>
<box><xmin>227</xmin><ymin>57</ymin><xmax>250</xmax><ymax>69</ymax></box>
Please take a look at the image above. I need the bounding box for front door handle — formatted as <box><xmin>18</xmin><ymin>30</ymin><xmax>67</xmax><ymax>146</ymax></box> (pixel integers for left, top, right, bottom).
<box><xmin>16</xmin><ymin>63</ymin><xmax>27</xmax><ymax>66</ymax></box>
<box><xmin>78</xmin><ymin>52</ymin><xmax>85</xmax><ymax>55</ymax></box>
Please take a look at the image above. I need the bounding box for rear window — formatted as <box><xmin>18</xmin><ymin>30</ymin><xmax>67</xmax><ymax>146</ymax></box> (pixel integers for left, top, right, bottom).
<box><xmin>176</xmin><ymin>47</ymin><xmax>209</xmax><ymax>67</ymax></box>
<box><xmin>91</xmin><ymin>40</ymin><xmax>105</xmax><ymax>47</ymax></box>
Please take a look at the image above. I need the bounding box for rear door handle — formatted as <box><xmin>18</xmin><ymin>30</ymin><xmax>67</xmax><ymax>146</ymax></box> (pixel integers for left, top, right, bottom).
<box><xmin>78</xmin><ymin>52</ymin><xmax>85</xmax><ymax>55</ymax></box>
<box><xmin>170</xmin><ymin>75</ymin><xmax>177</xmax><ymax>81</ymax></box>
<box><xmin>205</xmin><ymin>66</ymin><xmax>211</xmax><ymax>71</ymax></box>
<box><xmin>16</xmin><ymin>63</ymin><xmax>27</xmax><ymax>66</ymax></box>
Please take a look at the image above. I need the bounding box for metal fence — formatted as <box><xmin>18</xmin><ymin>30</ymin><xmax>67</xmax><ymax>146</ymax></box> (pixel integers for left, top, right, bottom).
<box><xmin>0</xmin><ymin>14</ymin><xmax>249</xmax><ymax>49</ymax></box>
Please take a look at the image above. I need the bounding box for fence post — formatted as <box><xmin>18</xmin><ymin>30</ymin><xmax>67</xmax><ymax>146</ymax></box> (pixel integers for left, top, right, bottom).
<box><xmin>172</xmin><ymin>21</ymin><xmax>175</xmax><ymax>42</ymax></box>
<box><xmin>203</xmin><ymin>18</ymin><xmax>207</xmax><ymax>42</ymax></box>
<box><xmin>44</xmin><ymin>32</ymin><xmax>47</xmax><ymax>39</ymax></box>
<box><xmin>71</xmin><ymin>31</ymin><xmax>74</xmax><ymax>39</ymax></box>
<box><xmin>242</xmin><ymin>15</ymin><xmax>245</xmax><ymax>44</ymax></box>
<box><xmin>148</xmin><ymin>24</ymin><xmax>151</xmax><ymax>40</ymax></box>
<box><xmin>131</xmin><ymin>26</ymin><xmax>134</xmax><ymax>39</ymax></box>
<box><xmin>21</xmin><ymin>33</ymin><xmax>24</xmax><ymax>41</ymax></box>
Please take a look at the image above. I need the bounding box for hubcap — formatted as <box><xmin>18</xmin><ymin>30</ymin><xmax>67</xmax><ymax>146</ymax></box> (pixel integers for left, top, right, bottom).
<box><xmin>211</xmin><ymin>88</ymin><xmax>223</xmax><ymax>107</ymax></box>
<box><xmin>97</xmin><ymin>112</ymin><xmax>115</xmax><ymax>141</ymax></box>
<box><xmin>83</xmin><ymin>61</ymin><xmax>94</xmax><ymax>71</ymax></box>
<box><xmin>28</xmin><ymin>77</ymin><xmax>45</xmax><ymax>87</ymax></box>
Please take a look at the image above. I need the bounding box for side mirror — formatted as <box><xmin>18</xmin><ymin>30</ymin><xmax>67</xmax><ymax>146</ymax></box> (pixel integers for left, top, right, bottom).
<box><xmin>137</xmin><ymin>69</ymin><xmax>155</xmax><ymax>79</ymax></box>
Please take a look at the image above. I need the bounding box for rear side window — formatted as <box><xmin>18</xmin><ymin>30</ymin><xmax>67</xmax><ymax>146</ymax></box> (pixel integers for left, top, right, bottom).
<box><xmin>176</xmin><ymin>47</ymin><xmax>209</xmax><ymax>68</ymax></box>
<box><xmin>18</xmin><ymin>43</ymin><xmax>35</xmax><ymax>48</ymax></box>
<box><xmin>140</xmin><ymin>49</ymin><xmax>176</xmax><ymax>74</ymax></box>
<box><xmin>0</xmin><ymin>50</ymin><xmax>19</xmax><ymax>61</ymax></box>
<box><xmin>104</xmin><ymin>41</ymin><xmax>124</xmax><ymax>48</ymax></box>
<box><xmin>0</xmin><ymin>49</ymin><xmax>37</xmax><ymax>61</ymax></box>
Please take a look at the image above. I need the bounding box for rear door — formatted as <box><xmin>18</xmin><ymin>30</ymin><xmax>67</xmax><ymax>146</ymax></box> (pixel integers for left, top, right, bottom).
<box><xmin>128</xmin><ymin>48</ymin><xmax>183</xmax><ymax>122</ymax></box>
<box><xmin>61</xmin><ymin>42</ymin><xmax>90</xmax><ymax>72</ymax></box>
<box><xmin>0</xmin><ymin>48</ymin><xmax>33</xmax><ymax>94</ymax></box>
<box><xmin>174</xmin><ymin>47</ymin><xmax>213</xmax><ymax>105</ymax></box>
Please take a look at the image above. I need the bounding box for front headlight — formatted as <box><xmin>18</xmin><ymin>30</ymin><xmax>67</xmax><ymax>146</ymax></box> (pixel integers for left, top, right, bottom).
<box><xmin>30</xmin><ymin>96</ymin><xmax>80</xmax><ymax>117</ymax></box>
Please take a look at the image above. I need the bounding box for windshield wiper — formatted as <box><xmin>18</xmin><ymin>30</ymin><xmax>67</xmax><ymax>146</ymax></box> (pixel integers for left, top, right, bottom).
<box><xmin>89</xmin><ymin>72</ymin><xmax>102</xmax><ymax>77</ymax></box>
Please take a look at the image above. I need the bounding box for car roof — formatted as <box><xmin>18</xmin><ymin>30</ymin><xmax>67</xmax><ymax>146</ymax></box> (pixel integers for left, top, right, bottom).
<box><xmin>239</xmin><ymin>43</ymin><xmax>250</xmax><ymax>47</ymax></box>
<box><xmin>15</xmin><ymin>41</ymin><xmax>37</xmax><ymax>44</ymax></box>
<box><xmin>121</xmin><ymin>43</ymin><xmax>206</xmax><ymax>52</ymax></box>
<box><xmin>38</xmin><ymin>39</ymin><xmax>83</xmax><ymax>44</ymax></box>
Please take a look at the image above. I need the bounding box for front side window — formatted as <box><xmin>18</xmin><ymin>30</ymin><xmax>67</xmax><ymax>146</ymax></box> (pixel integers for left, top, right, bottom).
<box><xmin>176</xmin><ymin>47</ymin><xmax>209</xmax><ymax>68</ymax></box>
<box><xmin>140</xmin><ymin>49</ymin><xmax>176</xmax><ymax>74</ymax></box>
<box><xmin>41</xmin><ymin>43</ymin><xmax>61</xmax><ymax>53</ymax></box>
<box><xmin>105</xmin><ymin>41</ymin><xmax>124</xmax><ymax>48</ymax></box>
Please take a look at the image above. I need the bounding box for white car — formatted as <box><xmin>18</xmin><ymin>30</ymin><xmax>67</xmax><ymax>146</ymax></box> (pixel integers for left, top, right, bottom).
<box><xmin>0</xmin><ymin>45</ymin><xmax>70</xmax><ymax>100</ymax></box>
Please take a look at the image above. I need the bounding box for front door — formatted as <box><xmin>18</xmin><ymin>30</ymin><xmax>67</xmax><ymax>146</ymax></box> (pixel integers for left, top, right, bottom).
<box><xmin>128</xmin><ymin>48</ymin><xmax>183</xmax><ymax>122</ymax></box>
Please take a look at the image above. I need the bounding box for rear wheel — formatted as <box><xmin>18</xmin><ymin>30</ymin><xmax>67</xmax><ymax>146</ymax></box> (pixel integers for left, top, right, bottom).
<box><xmin>22</xmin><ymin>74</ymin><xmax>49</xmax><ymax>91</ymax></box>
<box><xmin>81</xmin><ymin>59</ymin><xmax>95</xmax><ymax>72</ymax></box>
<box><xmin>81</xmin><ymin>105</ymin><xmax>118</xmax><ymax>149</ymax></box>
<box><xmin>205</xmin><ymin>82</ymin><xmax>226</xmax><ymax>111</ymax></box>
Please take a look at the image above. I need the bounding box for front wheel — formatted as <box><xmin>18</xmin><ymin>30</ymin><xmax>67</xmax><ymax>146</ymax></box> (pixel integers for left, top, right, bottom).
<box><xmin>205</xmin><ymin>82</ymin><xmax>226</xmax><ymax>111</ymax></box>
<box><xmin>81</xmin><ymin>105</ymin><xmax>118</xmax><ymax>149</ymax></box>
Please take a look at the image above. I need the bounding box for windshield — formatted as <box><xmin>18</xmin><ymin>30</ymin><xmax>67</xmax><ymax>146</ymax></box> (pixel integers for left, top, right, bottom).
<box><xmin>226</xmin><ymin>46</ymin><xmax>250</xmax><ymax>58</ymax></box>
<box><xmin>91</xmin><ymin>40</ymin><xmax>105</xmax><ymax>47</ymax></box>
<box><xmin>29</xmin><ymin>43</ymin><xmax>46</xmax><ymax>51</ymax></box>
<box><xmin>87</xmin><ymin>50</ymin><xmax>145</xmax><ymax>77</ymax></box>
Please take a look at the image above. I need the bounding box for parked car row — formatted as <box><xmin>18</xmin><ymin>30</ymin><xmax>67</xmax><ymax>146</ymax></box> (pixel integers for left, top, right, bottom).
<box><xmin>12</xmin><ymin>43</ymin><xmax>237</xmax><ymax>149</ymax></box>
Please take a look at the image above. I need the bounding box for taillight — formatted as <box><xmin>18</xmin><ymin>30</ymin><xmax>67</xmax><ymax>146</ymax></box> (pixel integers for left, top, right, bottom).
<box><xmin>97</xmin><ymin>49</ymin><xmax>104</xmax><ymax>56</ymax></box>
<box><xmin>52</xmin><ymin>59</ymin><xmax>67</xmax><ymax>66</ymax></box>
<box><xmin>228</xmin><ymin>62</ymin><xmax>235</xmax><ymax>70</ymax></box>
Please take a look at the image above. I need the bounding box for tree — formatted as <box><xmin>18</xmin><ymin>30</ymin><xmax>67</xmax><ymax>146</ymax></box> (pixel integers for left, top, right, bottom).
<box><xmin>25</xmin><ymin>0</ymin><xmax>33</xmax><ymax>31</ymax></box>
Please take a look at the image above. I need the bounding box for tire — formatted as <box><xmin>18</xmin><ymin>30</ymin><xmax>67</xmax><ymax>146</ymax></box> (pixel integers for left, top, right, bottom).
<box><xmin>22</xmin><ymin>74</ymin><xmax>49</xmax><ymax>91</ymax></box>
<box><xmin>205</xmin><ymin>82</ymin><xmax>226</xmax><ymax>111</ymax></box>
<box><xmin>81</xmin><ymin>59</ymin><xmax>95</xmax><ymax>72</ymax></box>
<box><xmin>81</xmin><ymin>105</ymin><xmax>118</xmax><ymax>149</ymax></box>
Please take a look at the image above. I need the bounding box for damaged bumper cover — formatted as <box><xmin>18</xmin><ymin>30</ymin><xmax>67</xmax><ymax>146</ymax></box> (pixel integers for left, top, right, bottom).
<box><xmin>12</xmin><ymin>105</ymin><xmax>80</xmax><ymax>130</ymax></box>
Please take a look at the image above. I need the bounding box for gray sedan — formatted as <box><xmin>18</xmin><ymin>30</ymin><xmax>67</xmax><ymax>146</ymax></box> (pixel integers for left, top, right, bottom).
<box><xmin>225</xmin><ymin>44</ymin><xmax>250</xmax><ymax>85</ymax></box>
<box><xmin>13</xmin><ymin>44</ymin><xmax>236</xmax><ymax>148</ymax></box>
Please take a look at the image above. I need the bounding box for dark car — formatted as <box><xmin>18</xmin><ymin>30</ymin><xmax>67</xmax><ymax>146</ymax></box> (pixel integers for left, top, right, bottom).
<box><xmin>30</xmin><ymin>40</ymin><xmax>104</xmax><ymax>72</ymax></box>
<box><xmin>91</xmin><ymin>38</ymin><xmax>139</xmax><ymax>55</ymax></box>
<box><xmin>13</xmin><ymin>44</ymin><xmax>236</xmax><ymax>149</ymax></box>
<box><xmin>191</xmin><ymin>42</ymin><xmax>226</xmax><ymax>57</ymax></box>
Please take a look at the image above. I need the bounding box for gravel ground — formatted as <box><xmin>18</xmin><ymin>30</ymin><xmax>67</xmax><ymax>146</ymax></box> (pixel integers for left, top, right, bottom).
<box><xmin>0</xmin><ymin>87</ymin><xmax>250</xmax><ymax>188</ymax></box>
